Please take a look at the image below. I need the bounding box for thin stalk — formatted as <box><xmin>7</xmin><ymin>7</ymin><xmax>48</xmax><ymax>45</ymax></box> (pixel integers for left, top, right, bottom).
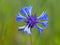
<box><xmin>30</xmin><ymin>34</ymin><xmax>32</xmax><ymax>45</ymax></box>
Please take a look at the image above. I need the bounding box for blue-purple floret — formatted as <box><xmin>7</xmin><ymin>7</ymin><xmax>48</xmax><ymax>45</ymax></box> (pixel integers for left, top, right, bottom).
<box><xmin>25</xmin><ymin>15</ymin><xmax>37</xmax><ymax>28</ymax></box>
<box><xmin>16</xmin><ymin>6</ymin><xmax>48</xmax><ymax>34</ymax></box>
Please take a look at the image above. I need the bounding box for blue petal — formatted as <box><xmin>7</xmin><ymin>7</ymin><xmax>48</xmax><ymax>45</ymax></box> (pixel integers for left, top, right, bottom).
<box><xmin>24</xmin><ymin>25</ymin><xmax>31</xmax><ymax>34</ymax></box>
<box><xmin>40</xmin><ymin>21</ymin><xmax>48</xmax><ymax>27</ymax></box>
<box><xmin>35</xmin><ymin>24</ymin><xmax>44</xmax><ymax>33</ymax></box>
<box><xmin>18</xmin><ymin>25</ymin><xmax>25</xmax><ymax>31</ymax></box>
<box><xmin>18</xmin><ymin>25</ymin><xmax>25</xmax><ymax>29</ymax></box>
<box><xmin>16</xmin><ymin>12</ymin><xmax>25</xmax><ymax>22</ymax></box>
<box><xmin>37</xmin><ymin>11</ymin><xmax>48</xmax><ymax>20</ymax></box>
<box><xmin>20</xmin><ymin>8</ymin><xmax>28</xmax><ymax>17</ymax></box>
<box><xmin>24</xmin><ymin>6</ymin><xmax>32</xmax><ymax>15</ymax></box>
<box><xmin>20</xmin><ymin>6</ymin><xmax>32</xmax><ymax>17</ymax></box>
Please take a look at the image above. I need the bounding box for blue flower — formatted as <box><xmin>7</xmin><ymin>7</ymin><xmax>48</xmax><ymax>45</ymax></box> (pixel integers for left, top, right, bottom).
<box><xmin>16</xmin><ymin>6</ymin><xmax>48</xmax><ymax>34</ymax></box>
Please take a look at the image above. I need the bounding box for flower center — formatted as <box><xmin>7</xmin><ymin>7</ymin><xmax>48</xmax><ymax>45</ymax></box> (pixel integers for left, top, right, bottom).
<box><xmin>25</xmin><ymin>15</ymin><xmax>38</xmax><ymax>28</ymax></box>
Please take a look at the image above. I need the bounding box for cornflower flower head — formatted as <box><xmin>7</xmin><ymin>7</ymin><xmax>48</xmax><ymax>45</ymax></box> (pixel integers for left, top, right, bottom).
<box><xmin>16</xmin><ymin>6</ymin><xmax>48</xmax><ymax>34</ymax></box>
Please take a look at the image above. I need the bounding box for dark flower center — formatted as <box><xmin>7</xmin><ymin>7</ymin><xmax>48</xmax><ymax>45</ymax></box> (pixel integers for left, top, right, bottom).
<box><xmin>25</xmin><ymin>15</ymin><xmax>38</xmax><ymax>28</ymax></box>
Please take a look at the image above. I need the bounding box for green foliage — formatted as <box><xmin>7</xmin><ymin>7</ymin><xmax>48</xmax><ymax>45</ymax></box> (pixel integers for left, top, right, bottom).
<box><xmin>0</xmin><ymin>0</ymin><xmax>60</xmax><ymax>45</ymax></box>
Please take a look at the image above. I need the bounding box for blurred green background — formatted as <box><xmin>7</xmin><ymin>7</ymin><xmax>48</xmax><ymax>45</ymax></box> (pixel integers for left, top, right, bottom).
<box><xmin>0</xmin><ymin>0</ymin><xmax>60</xmax><ymax>45</ymax></box>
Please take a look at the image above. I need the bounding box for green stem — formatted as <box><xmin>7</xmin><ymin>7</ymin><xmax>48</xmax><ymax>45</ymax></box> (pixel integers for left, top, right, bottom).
<box><xmin>30</xmin><ymin>34</ymin><xmax>32</xmax><ymax>45</ymax></box>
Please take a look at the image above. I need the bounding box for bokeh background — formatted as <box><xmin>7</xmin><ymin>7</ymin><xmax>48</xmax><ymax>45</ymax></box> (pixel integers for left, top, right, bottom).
<box><xmin>0</xmin><ymin>0</ymin><xmax>60</xmax><ymax>45</ymax></box>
